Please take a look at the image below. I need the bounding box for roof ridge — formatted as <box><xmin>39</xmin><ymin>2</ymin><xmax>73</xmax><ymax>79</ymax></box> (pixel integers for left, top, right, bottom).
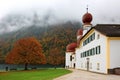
<box><xmin>95</xmin><ymin>24</ymin><xmax>120</xmax><ymax>26</ymax></box>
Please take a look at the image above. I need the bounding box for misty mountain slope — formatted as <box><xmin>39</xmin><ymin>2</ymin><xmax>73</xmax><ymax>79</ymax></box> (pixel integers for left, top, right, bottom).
<box><xmin>0</xmin><ymin>12</ymin><xmax>82</xmax><ymax>63</ymax></box>
<box><xmin>0</xmin><ymin>21</ymin><xmax>82</xmax><ymax>62</ymax></box>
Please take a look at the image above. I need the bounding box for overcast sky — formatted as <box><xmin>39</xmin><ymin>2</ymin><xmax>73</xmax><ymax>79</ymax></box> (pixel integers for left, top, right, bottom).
<box><xmin>0</xmin><ymin>0</ymin><xmax>120</xmax><ymax>26</ymax></box>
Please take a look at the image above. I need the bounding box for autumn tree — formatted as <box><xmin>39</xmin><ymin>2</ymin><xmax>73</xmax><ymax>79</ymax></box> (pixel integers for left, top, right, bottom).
<box><xmin>48</xmin><ymin>48</ymin><xmax>64</xmax><ymax>69</ymax></box>
<box><xmin>6</xmin><ymin>37</ymin><xmax>46</xmax><ymax>70</ymax></box>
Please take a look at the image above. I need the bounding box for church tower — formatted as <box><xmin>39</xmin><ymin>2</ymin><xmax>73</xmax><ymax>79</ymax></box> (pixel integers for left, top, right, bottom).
<box><xmin>82</xmin><ymin>6</ymin><xmax>93</xmax><ymax>35</ymax></box>
<box><xmin>77</xmin><ymin>6</ymin><xmax>93</xmax><ymax>46</ymax></box>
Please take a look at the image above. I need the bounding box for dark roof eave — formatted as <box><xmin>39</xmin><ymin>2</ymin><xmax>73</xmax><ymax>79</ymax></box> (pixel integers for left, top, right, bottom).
<box><xmin>80</xmin><ymin>24</ymin><xmax>120</xmax><ymax>41</ymax></box>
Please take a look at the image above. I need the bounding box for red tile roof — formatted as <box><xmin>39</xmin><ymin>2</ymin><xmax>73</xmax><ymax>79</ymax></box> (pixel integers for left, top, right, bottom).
<box><xmin>66</xmin><ymin>43</ymin><xmax>77</xmax><ymax>52</ymax></box>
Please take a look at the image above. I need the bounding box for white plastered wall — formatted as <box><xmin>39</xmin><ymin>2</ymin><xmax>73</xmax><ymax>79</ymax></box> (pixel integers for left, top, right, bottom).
<box><xmin>65</xmin><ymin>52</ymin><xmax>72</xmax><ymax>68</ymax></box>
<box><xmin>109</xmin><ymin>40</ymin><xmax>120</xmax><ymax>69</ymax></box>
<box><xmin>65</xmin><ymin>52</ymin><xmax>75</xmax><ymax>68</ymax></box>
<box><xmin>76</xmin><ymin>30</ymin><xmax>108</xmax><ymax>74</ymax></box>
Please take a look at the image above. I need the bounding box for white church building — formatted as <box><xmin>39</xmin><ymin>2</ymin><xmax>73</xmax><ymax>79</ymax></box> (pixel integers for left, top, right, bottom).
<box><xmin>65</xmin><ymin>9</ymin><xmax>120</xmax><ymax>74</ymax></box>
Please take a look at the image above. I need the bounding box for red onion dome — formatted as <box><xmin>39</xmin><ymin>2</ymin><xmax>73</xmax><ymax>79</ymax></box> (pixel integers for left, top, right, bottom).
<box><xmin>82</xmin><ymin>12</ymin><xmax>93</xmax><ymax>24</ymax></box>
<box><xmin>77</xmin><ymin>29</ymin><xmax>83</xmax><ymax>36</ymax></box>
<box><xmin>66</xmin><ymin>43</ymin><xmax>77</xmax><ymax>52</ymax></box>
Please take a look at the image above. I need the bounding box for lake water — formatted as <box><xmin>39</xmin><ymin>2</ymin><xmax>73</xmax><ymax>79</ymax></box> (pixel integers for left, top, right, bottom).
<box><xmin>0</xmin><ymin>64</ymin><xmax>58</xmax><ymax>71</ymax></box>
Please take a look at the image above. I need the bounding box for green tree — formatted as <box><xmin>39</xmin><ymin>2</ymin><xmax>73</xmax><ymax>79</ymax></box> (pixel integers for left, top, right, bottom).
<box><xmin>0</xmin><ymin>52</ymin><xmax>4</xmax><ymax>63</ymax></box>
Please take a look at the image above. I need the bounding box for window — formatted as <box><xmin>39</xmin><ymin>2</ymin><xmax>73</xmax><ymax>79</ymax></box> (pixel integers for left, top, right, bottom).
<box><xmin>90</xmin><ymin>63</ymin><xmax>92</xmax><ymax>69</ymax></box>
<box><xmin>81</xmin><ymin>45</ymin><xmax>101</xmax><ymax>58</ymax></box>
<box><xmin>81</xmin><ymin>63</ymin><xmax>83</xmax><ymax>68</ymax></box>
<box><xmin>81</xmin><ymin>53</ymin><xmax>82</xmax><ymax>58</ymax></box>
<box><xmin>83</xmin><ymin>33</ymin><xmax>95</xmax><ymax>46</ymax></box>
<box><xmin>90</xmin><ymin>35</ymin><xmax>92</xmax><ymax>41</ymax></box>
<box><xmin>97</xmin><ymin>34</ymin><xmax>100</xmax><ymax>39</ymax></box>
<box><xmin>86</xmin><ymin>39</ymin><xmax>88</xmax><ymax>44</ymax></box>
<box><xmin>81</xmin><ymin>53</ymin><xmax>84</xmax><ymax>57</ymax></box>
<box><xmin>98</xmin><ymin>46</ymin><xmax>101</xmax><ymax>54</ymax></box>
<box><xmin>85</xmin><ymin>40</ymin><xmax>87</xmax><ymax>45</ymax></box>
<box><xmin>72</xmin><ymin>57</ymin><xmax>74</xmax><ymax>59</ymax></box>
<box><xmin>97</xmin><ymin>63</ymin><xmax>100</xmax><ymax>70</ymax></box>
<box><xmin>82</xmin><ymin>53</ymin><xmax>84</xmax><ymax>57</ymax></box>
<box><xmin>85</xmin><ymin>52</ymin><xmax>87</xmax><ymax>57</ymax></box>
<box><xmin>83</xmin><ymin>42</ymin><xmax>85</xmax><ymax>46</ymax></box>
<box><xmin>70</xmin><ymin>55</ymin><xmax>72</xmax><ymax>61</ymax></box>
<box><xmin>81</xmin><ymin>52</ymin><xmax>84</xmax><ymax>57</ymax></box>
<box><xmin>87</xmin><ymin>50</ymin><xmax>89</xmax><ymax>56</ymax></box>
<box><xmin>94</xmin><ymin>47</ymin><xmax>96</xmax><ymax>54</ymax></box>
<box><xmin>92</xmin><ymin>48</ymin><xmax>95</xmax><ymax>55</ymax></box>
<box><xmin>87</xmin><ymin>37</ymin><xmax>90</xmax><ymax>43</ymax></box>
<box><xmin>90</xmin><ymin>49</ymin><xmax>92</xmax><ymax>56</ymax></box>
<box><xmin>96</xmin><ymin>47</ymin><xmax>97</xmax><ymax>54</ymax></box>
<box><xmin>92</xmin><ymin>33</ymin><xmax>95</xmax><ymax>40</ymax></box>
<box><xmin>96</xmin><ymin>46</ymin><xmax>101</xmax><ymax>54</ymax></box>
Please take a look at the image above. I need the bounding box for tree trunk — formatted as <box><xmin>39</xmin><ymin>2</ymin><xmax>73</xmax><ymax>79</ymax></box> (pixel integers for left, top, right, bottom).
<box><xmin>54</xmin><ymin>65</ymin><xmax>56</xmax><ymax>69</ymax></box>
<box><xmin>25</xmin><ymin>63</ymin><xmax>28</xmax><ymax>70</ymax></box>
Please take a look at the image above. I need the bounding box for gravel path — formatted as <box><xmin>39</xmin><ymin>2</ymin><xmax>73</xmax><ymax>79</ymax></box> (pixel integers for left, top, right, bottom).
<box><xmin>54</xmin><ymin>69</ymin><xmax>120</xmax><ymax>80</ymax></box>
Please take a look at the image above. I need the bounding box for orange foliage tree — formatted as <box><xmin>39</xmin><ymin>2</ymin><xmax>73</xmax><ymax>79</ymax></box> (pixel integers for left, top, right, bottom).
<box><xmin>6</xmin><ymin>37</ymin><xmax>46</xmax><ymax>70</ymax></box>
<box><xmin>48</xmin><ymin>48</ymin><xmax>64</xmax><ymax>69</ymax></box>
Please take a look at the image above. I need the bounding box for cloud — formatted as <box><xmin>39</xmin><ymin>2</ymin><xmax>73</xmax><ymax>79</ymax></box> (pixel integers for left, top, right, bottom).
<box><xmin>0</xmin><ymin>0</ymin><xmax>120</xmax><ymax>33</ymax></box>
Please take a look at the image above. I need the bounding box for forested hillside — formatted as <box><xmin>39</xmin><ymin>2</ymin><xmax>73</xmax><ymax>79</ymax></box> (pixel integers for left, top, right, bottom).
<box><xmin>0</xmin><ymin>21</ymin><xmax>82</xmax><ymax>64</ymax></box>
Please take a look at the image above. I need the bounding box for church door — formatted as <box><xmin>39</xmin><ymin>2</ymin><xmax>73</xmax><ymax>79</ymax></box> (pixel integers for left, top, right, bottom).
<box><xmin>73</xmin><ymin>63</ymin><xmax>75</xmax><ymax>68</ymax></box>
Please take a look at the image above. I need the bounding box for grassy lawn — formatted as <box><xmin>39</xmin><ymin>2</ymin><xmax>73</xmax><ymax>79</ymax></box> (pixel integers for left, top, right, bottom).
<box><xmin>0</xmin><ymin>69</ymin><xmax>71</xmax><ymax>80</ymax></box>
